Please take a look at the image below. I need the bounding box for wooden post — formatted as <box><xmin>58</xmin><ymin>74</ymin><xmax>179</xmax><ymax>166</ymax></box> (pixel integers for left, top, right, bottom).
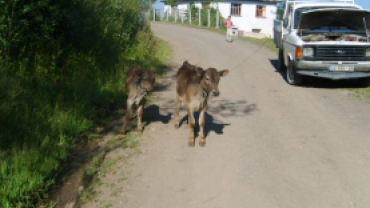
<box><xmin>153</xmin><ymin>9</ymin><xmax>156</xmax><ymax>21</ymax></box>
<box><xmin>167</xmin><ymin>9</ymin><xmax>169</xmax><ymax>21</ymax></box>
<box><xmin>175</xmin><ymin>10</ymin><xmax>177</xmax><ymax>22</ymax></box>
<box><xmin>207</xmin><ymin>9</ymin><xmax>210</xmax><ymax>27</ymax></box>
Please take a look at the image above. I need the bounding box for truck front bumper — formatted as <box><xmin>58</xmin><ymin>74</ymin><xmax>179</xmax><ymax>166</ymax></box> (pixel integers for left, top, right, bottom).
<box><xmin>293</xmin><ymin>60</ymin><xmax>370</xmax><ymax>80</ymax></box>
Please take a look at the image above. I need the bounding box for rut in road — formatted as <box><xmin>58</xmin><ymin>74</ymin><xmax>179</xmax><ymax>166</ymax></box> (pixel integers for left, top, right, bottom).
<box><xmin>81</xmin><ymin>22</ymin><xmax>370</xmax><ymax>208</ymax></box>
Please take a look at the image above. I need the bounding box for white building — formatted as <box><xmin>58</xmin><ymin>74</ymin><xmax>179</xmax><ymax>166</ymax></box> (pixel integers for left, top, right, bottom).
<box><xmin>163</xmin><ymin>0</ymin><xmax>278</xmax><ymax>38</ymax></box>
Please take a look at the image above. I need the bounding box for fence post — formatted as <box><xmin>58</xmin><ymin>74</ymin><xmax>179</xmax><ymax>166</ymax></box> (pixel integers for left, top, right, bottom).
<box><xmin>189</xmin><ymin>7</ymin><xmax>192</xmax><ymax>24</ymax></box>
<box><xmin>153</xmin><ymin>9</ymin><xmax>156</xmax><ymax>21</ymax></box>
<box><xmin>175</xmin><ymin>10</ymin><xmax>177</xmax><ymax>22</ymax></box>
<box><xmin>216</xmin><ymin>9</ymin><xmax>219</xmax><ymax>29</ymax></box>
<box><xmin>199</xmin><ymin>8</ymin><xmax>201</xmax><ymax>26</ymax></box>
<box><xmin>207</xmin><ymin>9</ymin><xmax>210</xmax><ymax>27</ymax></box>
<box><xmin>167</xmin><ymin>9</ymin><xmax>169</xmax><ymax>21</ymax></box>
<box><xmin>181</xmin><ymin>10</ymin><xmax>184</xmax><ymax>23</ymax></box>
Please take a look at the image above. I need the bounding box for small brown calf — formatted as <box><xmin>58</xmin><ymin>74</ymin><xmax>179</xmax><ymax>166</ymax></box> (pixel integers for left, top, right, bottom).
<box><xmin>122</xmin><ymin>67</ymin><xmax>155</xmax><ymax>133</ymax></box>
<box><xmin>174</xmin><ymin>61</ymin><xmax>229</xmax><ymax>147</ymax></box>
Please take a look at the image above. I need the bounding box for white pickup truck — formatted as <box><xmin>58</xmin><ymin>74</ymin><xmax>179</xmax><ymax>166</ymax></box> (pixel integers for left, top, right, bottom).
<box><xmin>274</xmin><ymin>0</ymin><xmax>370</xmax><ymax>85</ymax></box>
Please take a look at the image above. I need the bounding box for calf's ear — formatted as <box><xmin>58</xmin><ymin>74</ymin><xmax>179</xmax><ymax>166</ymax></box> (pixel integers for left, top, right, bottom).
<box><xmin>219</xmin><ymin>69</ymin><xmax>229</xmax><ymax>77</ymax></box>
<box><xmin>195</xmin><ymin>67</ymin><xmax>204</xmax><ymax>76</ymax></box>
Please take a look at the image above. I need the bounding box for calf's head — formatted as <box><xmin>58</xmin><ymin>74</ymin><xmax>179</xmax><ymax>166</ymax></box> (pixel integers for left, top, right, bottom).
<box><xmin>196</xmin><ymin>67</ymin><xmax>229</xmax><ymax>96</ymax></box>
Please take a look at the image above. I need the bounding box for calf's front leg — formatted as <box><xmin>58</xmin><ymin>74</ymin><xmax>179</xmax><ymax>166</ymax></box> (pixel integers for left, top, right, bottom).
<box><xmin>136</xmin><ymin>104</ymin><xmax>144</xmax><ymax>132</ymax></box>
<box><xmin>198</xmin><ymin>109</ymin><xmax>206</xmax><ymax>147</ymax></box>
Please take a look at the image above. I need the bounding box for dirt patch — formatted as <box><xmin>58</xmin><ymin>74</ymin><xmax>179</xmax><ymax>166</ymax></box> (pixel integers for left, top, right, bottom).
<box><xmin>45</xmin><ymin>113</ymin><xmax>127</xmax><ymax>208</ymax></box>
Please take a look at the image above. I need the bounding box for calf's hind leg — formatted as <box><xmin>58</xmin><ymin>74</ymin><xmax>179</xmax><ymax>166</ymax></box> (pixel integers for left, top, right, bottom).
<box><xmin>198</xmin><ymin>109</ymin><xmax>206</xmax><ymax>147</ymax></box>
<box><xmin>122</xmin><ymin>99</ymin><xmax>134</xmax><ymax>134</ymax></box>
<box><xmin>136</xmin><ymin>104</ymin><xmax>144</xmax><ymax>132</ymax></box>
<box><xmin>174</xmin><ymin>96</ymin><xmax>181</xmax><ymax>128</ymax></box>
<box><xmin>187</xmin><ymin>106</ymin><xmax>196</xmax><ymax>147</ymax></box>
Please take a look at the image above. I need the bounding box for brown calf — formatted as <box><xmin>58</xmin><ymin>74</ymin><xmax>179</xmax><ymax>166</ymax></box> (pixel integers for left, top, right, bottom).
<box><xmin>174</xmin><ymin>61</ymin><xmax>229</xmax><ymax>147</ymax></box>
<box><xmin>122</xmin><ymin>67</ymin><xmax>155</xmax><ymax>133</ymax></box>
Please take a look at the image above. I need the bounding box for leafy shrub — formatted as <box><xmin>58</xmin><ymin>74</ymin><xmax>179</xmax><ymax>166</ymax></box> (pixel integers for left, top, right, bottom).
<box><xmin>0</xmin><ymin>0</ymin><xmax>160</xmax><ymax>207</ymax></box>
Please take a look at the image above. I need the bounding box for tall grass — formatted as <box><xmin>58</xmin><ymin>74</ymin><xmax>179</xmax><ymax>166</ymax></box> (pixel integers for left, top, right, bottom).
<box><xmin>0</xmin><ymin>0</ymin><xmax>162</xmax><ymax>207</ymax></box>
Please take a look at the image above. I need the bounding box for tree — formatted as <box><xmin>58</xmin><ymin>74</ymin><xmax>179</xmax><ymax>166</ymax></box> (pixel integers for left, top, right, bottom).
<box><xmin>162</xmin><ymin>0</ymin><xmax>179</xmax><ymax>7</ymax></box>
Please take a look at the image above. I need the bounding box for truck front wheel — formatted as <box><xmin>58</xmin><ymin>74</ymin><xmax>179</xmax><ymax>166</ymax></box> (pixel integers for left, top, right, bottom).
<box><xmin>287</xmin><ymin>62</ymin><xmax>302</xmax><ymax>86</ymax></box>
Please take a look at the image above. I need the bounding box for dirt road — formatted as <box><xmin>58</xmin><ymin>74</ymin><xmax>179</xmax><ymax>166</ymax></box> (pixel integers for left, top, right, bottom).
<box><xmin>82</xmin><ymin>22</ymin><xmax>370</xmax><ymax>208</ymax></box>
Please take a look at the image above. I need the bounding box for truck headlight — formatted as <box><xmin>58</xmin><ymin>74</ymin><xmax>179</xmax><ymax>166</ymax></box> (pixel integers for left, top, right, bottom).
<box><xmin>366</xmin><ymin>48</ymin><xmax>370</xmax><ymax>57</ymax></box>
<box><xmin>303</xmin><ymin>47</ymin><xmax>314</xmax><ymax>57</ymax></box>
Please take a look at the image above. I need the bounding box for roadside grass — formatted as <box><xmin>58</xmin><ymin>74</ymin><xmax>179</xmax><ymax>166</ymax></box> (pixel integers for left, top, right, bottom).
<box><xmin>350</xmin><ymin>87</ymin><xmax>370</xmax><ymax>102</ymax></box>
<box><xmin>153</xmin><ymin>36</ymin><xmax>173</xmax><ymax>67</ymax></box>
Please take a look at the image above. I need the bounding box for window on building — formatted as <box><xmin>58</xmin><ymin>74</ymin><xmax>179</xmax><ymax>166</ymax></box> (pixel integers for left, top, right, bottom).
<box><xmin>231</xmin><ymin>4</ymin><xmax>241</xmax><ymax>16</ymax></box>
<box><xmin>256</xmin><ymin>5</ymin><xmax>266</xmax><ymax>17</ymax></box>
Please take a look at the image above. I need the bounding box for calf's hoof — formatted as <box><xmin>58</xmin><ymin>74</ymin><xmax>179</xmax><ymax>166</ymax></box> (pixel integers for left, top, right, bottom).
<box><xmin>199</xmin><ymin>140</ymin><xmax>206</xmax><ymax>147</ymax></box>
<box><xmin>188</xmin><ymin>140</ymin><xmax>195</xmax><ymax>147</ymax></box>
<box><xmin>137</xmin><ymin>126</ymin><xmax>143</xmax><ymax>132</ymax></box>
<box><xmin>174</xmin><ymin>123</ymin><xmax>180</xmax><ymax>129</ymax></box>
<box><xmin>121</xmin><ymin>127</ymin><xmax>127</xmax><ymax>134</ymax></box>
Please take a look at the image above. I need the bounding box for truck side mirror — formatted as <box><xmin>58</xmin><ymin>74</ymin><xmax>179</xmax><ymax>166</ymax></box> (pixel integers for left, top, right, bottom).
<box><xmin>283</xmin><ymin>18</ymin><xmax>289</xmax><ymax>27</ymax></box>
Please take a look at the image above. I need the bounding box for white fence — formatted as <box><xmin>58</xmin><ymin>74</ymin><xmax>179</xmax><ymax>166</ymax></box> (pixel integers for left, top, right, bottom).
<box><xmin>151</xmin><ymin>7</ymin><xmax>224</xmax><ymax>29</ymax></box>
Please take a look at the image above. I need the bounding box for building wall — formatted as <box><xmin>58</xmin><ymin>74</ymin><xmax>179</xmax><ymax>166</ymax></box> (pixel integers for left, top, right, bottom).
<box><xmin>174</xmin><ymin>1</ymin><xmax>277</xmax><ymax>38</ymax></box>
<box><xmin>217</xmin><ymin>2</ymin><xmax>276</xmax><ymax>38</ymax></box>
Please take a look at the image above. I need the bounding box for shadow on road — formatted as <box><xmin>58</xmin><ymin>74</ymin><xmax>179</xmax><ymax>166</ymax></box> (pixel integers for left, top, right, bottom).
<box><xmin>174</xmin><ymin>99</ymin><xmax>257</xmax><ymax>137</ymax></box>
<box><xmin>144</xmin><ymin>104</ymin><xmax>172</xmax><ymax>125</ymax></box>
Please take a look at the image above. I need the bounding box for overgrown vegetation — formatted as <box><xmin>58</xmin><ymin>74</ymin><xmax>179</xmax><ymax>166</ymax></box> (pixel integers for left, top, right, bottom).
<box><xmin>0</xmin><ymin>0</ymin><xmax>167</xmax><ymax>207</ymax></box>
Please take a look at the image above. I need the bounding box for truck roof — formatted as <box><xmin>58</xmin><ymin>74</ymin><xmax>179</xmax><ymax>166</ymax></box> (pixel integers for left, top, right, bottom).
<box><xmin>294</xmin><ymin>3</ymin><xmax>362</xmax><ymax>10</ymax></box>
<box><xmin>283</xmin><ymin>0</ymin><xmax>362</xmax><ymax>10</ymax></box>
<box><xmin>286</xmin><ymin>0</ymin><xmax>355</xmax><ymax>5</ymax></box>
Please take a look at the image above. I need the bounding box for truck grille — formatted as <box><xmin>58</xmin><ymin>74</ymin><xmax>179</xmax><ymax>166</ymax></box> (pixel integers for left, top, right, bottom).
<box><xmin>316</xmin><ymin>46</ymin><xmax>365</xmax><ymax>60</ymax></box>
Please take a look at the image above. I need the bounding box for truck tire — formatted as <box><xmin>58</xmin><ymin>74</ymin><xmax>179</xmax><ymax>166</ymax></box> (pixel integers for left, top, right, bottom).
<box><xmin>278</xmin><ymin>49</ymin><xmax>286</xmax><ymax>70</ymax></box>
<box><xmin>358</xmin><ymin>77</ymin><xmax>370</xmax><ymax>86</ymax></box>
<box><xmin>287</xmin><ymin>62</ymin><xmax>302</xmax><ymax>86</ymax></box>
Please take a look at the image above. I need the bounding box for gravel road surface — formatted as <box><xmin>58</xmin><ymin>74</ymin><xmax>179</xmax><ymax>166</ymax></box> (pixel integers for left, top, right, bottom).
<box><xmin>82</xmin><ymin>22</ymin><xmax>370</xmax><ymax>208</ymax></box>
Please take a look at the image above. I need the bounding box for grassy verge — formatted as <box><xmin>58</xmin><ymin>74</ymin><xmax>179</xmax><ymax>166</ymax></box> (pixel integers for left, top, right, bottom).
<box><xmin>350</xmin><ymin>87</ymin><xmax>370</xmax><ymax>102</ymax></box>
<box><xmin>0</xmin><ymin>33</ymin><xmax>170</xmax><ymax>208</ymax></box>
<box><xmin>0</xmin><ymin>0</ymin><xmax>173</xmax><ymax>207</ymax></box>
<box><xmin>153</xmin><ymin>36</ymin><xmax>173</xmax><ymax>65</ymax></box>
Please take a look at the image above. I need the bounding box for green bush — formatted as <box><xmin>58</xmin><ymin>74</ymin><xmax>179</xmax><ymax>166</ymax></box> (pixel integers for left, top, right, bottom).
<box><xmin>0</xmin><ymin>0</ymin><xmax>160</xmax><ymax>207</ymax></box>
